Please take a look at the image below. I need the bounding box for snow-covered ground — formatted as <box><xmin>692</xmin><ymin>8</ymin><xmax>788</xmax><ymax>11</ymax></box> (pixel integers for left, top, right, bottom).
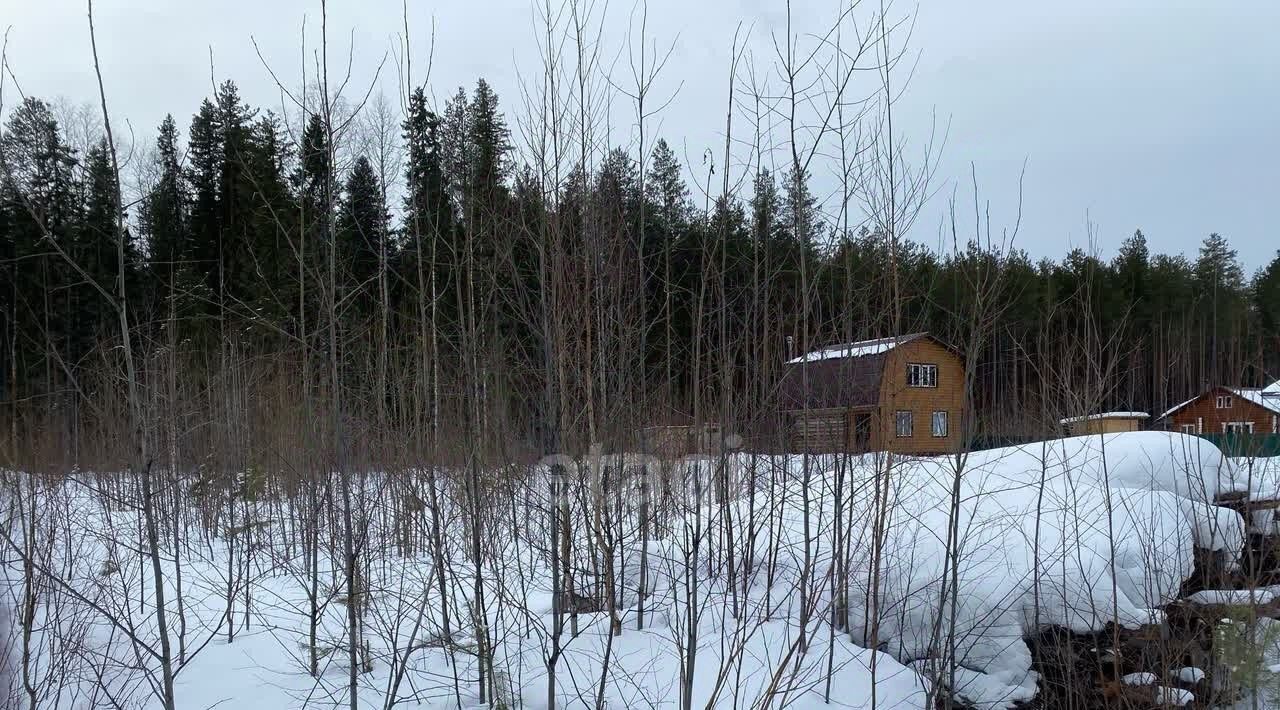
<box><xmin>1228</xmin><ymin>455</ymin><xmax>1280</xmax><ymax>501</ymax></box>
<box><xmin>0</xmin><ymin>432</ymin><xmax>1260</xmax><ymax>708</ymax></box>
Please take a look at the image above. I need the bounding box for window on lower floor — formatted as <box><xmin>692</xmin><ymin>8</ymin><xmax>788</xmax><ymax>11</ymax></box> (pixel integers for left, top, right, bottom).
<box><xmin>1179</xmin><ymin>424</ymin><xmax>1197</xmax><ymax>435</ymax></box>
<box><xmin>1223</xmin><ymin>421</ymin><xmax>1254</xmax><ymax>434</ymax></box>
<box><xmin>931</xmin><ymin>410</ymin><xmax>948</xmax><ymax>437</ymax></box>
<box><xmin>895</xmin><ymin>410</ymin><xmax>913</xmax><ymax>438</ymax></box>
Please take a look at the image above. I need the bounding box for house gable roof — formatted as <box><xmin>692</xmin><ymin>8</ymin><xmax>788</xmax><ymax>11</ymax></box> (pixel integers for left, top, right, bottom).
<box><xmin>785</xmin><ymin>333</ymin><xmax>929</xmax><ymax>365</ymax></box>
<box><xmin>1160</xmin><ymin>385</ymin><xmax>1280</xmax><ymax>420</ymax></box>
<box><xmin>780</xmin><ymin>333</ymin><xmax>946</xmax><ymax>411</ymax></box>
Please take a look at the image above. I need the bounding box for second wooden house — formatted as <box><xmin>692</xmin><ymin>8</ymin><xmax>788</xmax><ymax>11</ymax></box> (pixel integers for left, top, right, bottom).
<box><xmin>779</xmin><ymin>332</ymin><xmax>965</xmax><ymax>454</ymax></box>
<box><xmin>1159</xmin><ymin>380</ymin><xmax>1280</xmax><ymax>435</ymax></box>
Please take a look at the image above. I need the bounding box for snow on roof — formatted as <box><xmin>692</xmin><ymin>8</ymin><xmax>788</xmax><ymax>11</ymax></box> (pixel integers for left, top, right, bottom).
<box><xmin>785</xmin><ymin>333</ymin><xmax>923</xmax><ymax>365</ymax></box>
<box><xmin>1159</xmin><ymin>385</ymin><xmax>1280</xmax><ymax>420</ymax></box>
<box><xmin>1159</xmin><ymin>394</ymin><xmax>1200</xmax><ymax>420</ymax></box>
<box><xmin>1060</xmin><ymin>411</ymin><xmax>1149</xmax><ymax>425</ymax></box>
<box><xmin>1237</xmin><ymin>387</ymin><xmax>1280</xmax><ymax>415</ymax></box>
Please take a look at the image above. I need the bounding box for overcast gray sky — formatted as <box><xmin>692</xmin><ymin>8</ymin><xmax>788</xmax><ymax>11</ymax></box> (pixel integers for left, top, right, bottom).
<box><xmin>3</xmin><ymin>0</ymin><xmax>1277</xmax><ymax>269</ymax></box>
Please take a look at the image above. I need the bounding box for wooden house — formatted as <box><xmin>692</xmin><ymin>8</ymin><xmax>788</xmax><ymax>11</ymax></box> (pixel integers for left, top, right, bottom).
<box><xmin>1159</xmin><ymin>380</ymin><xmax>1280</xmax><ymax>435</ymax></box>
<box><xmin>1060</xmin><ymin>412</ymin><xmax>1148</xmax><ymax>436</ymax></box>
<box><xmin>779</xmin><ymin>333</ymin><xmax>964</xmax><ymax>454</ymax></box>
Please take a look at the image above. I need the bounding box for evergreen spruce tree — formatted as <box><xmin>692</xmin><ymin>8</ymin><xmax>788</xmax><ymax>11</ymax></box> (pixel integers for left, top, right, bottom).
<box><xmin>398</xmin><ymin>86</ymin><xmax>457</xmax><ymax>351</ymax></box>
<box><xmin>645</xmin><ymin>139</ymin><xmax>693</xmax><ymax>380</ymax></box>
<box><xmin>402</xmin><ymin>87</ymin><xmax>452</xmax><ymax>239</ymax></box>
<box><xmin>142</xmin><ymin>115</ymin><xmax>188</xmax><ymax>313</ymax></box>
<box><xmin>462</xmin><ymin>79</ymin><xmax>514</xmax><ymax>347</ymax></box>
<box><xmin>77</xmin><ymin>140</ymin><xmax>141</xmax><ymax>356</ymax></box>
<box><xmin>781</xmin><ymin>166</ymin><xmax>822</xmax><ymax>247</ymax></box>
<box><xmin>595</xmin><ymin>147</ymin><xmax>639</xmax><ymax>243</ymax></box>
<box><xmin>441</xmin><ymin>87</ymin><xmax>470</xmax><ymax>212</ymax></box>
<box><xmin>292</xmin><ymin>111</ymin><xmax>335</xmax><ymax>330</ymax></box>
<box><xmin>243</xmin><ymin>111</ymin><xmax>296</xmax><ymax>324</ymax></box>
<box><xmin>465</xmin><ymin>79</ymin><xmax>510</xmax><ymax>214</ymax></box>
<box><xmin>337</xmin><ymin>155</ymin><xmax>387</xmax><ymax>315</ymax></box>
<box><xmin>647</xmin><ymin>139</ymin><xmax>690</xmax><ymax>240</ymax></box>
<box><xmin>749</xmin><ymin>167</ymin><xmax>782</xmax><ymax>245</ymax></box>
<box><xmin>1252</xmin><ymin>250</ymin><xmax>1280</xmax><ymax>371</ymax></box>
<box><xmin>215</xmin><ymin>81</ymin><xmax>259</xmax><ymax>314</ymax></box>
<box><xmin>185</xmin><ymin>97</ymin><xmax>223</xmax><ymax>319</ymax></box>
<box><xmin>0</xmin><ymin>97</ymin><xmax>82</xmax><ymax>396</ymax></box>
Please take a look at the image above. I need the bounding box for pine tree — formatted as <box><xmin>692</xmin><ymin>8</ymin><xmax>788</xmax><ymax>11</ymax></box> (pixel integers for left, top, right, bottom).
<box><xmin>1195</xmin><ymin>232</ymin><xmax>1248</xmax><ymax>384</ymax></box>
<box><xmin>1196</xmin><ymin>232</ymin><xmax>1246</xmax><ymax>292</ymax></box>
<box><xmin>1113</xmin><ymin>229</ymin><xmax>1150</xmax><ymax>305</ymax></box>
<box><xmin>1107</xmin><ymin>229</ymin><xmax>1152</xmax><ymax>403</ymax></box>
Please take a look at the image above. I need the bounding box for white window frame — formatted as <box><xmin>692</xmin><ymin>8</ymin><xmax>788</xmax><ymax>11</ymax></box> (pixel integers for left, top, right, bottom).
<box><xmin>1223</xmin><ymin>421</ymin><xmax>1254</xmax><ymax>434</ymax></box>
<box><xmin>1216</xmin><ymin>395</ymin><xmax>1233</xmax><ymax>409</ymax></box>
<box><xmin>931</xmin><ymin>410</ymin><xmax>949</xmax><ymax>438</ymax></box>
<box><xmin>1179</xmin><ymin>424</ymin><xmax>1197</xmax><ymax>435</ymax></box>
<box><xmin>907</xmin><ymin>363</ymin><xmax>938</xmax><ymax>388</ymax></box>
<box><xmin>895</xmin><ymin>410</ymin><xmax>914</xmax><ymax>438</ymax></box>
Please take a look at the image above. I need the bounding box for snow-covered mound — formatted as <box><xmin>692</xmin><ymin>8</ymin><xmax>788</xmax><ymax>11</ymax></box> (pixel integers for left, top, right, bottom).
<box><xmin>1227</xmin><ymin>456</ymin><xmax>1280</xmax><ymax>502</ymax></box>
<box><xmin>702</xmin><ymin>432</ymin><xmax>1244</xmax><ymax>709</ymax></box>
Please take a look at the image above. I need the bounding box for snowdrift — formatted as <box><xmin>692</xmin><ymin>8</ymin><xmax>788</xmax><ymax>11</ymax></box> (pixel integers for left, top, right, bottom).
<box><xmin>695</xmin><ymin>432</ymin><xmax>1244</xmax><ymax>708</ymax></box>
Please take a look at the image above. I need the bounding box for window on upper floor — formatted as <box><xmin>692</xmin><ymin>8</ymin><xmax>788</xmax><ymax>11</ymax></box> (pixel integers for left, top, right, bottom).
<box><xmin>1216</xmin><ymin>395</ymin><xmax>1233</xmax><ymax>409</ymax></box>
<box><xmin>907</xmin><ymin>363</ymin><xmax>938</xmax><ymax>388</ymax></box>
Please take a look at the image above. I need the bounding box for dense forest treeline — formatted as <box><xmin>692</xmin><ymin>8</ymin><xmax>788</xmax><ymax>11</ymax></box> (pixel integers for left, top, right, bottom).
<box><xmin>2</xmin><ymin>79</ymin><xmax>1279</xmax><ymax>465</ymax></box>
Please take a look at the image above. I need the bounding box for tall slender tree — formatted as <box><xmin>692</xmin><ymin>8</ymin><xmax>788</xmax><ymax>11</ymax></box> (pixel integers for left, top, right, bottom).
<box><xmin>142</xmin><ymin>115</ymin><xmax>188</xmax><ymax>311</ymax></box>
